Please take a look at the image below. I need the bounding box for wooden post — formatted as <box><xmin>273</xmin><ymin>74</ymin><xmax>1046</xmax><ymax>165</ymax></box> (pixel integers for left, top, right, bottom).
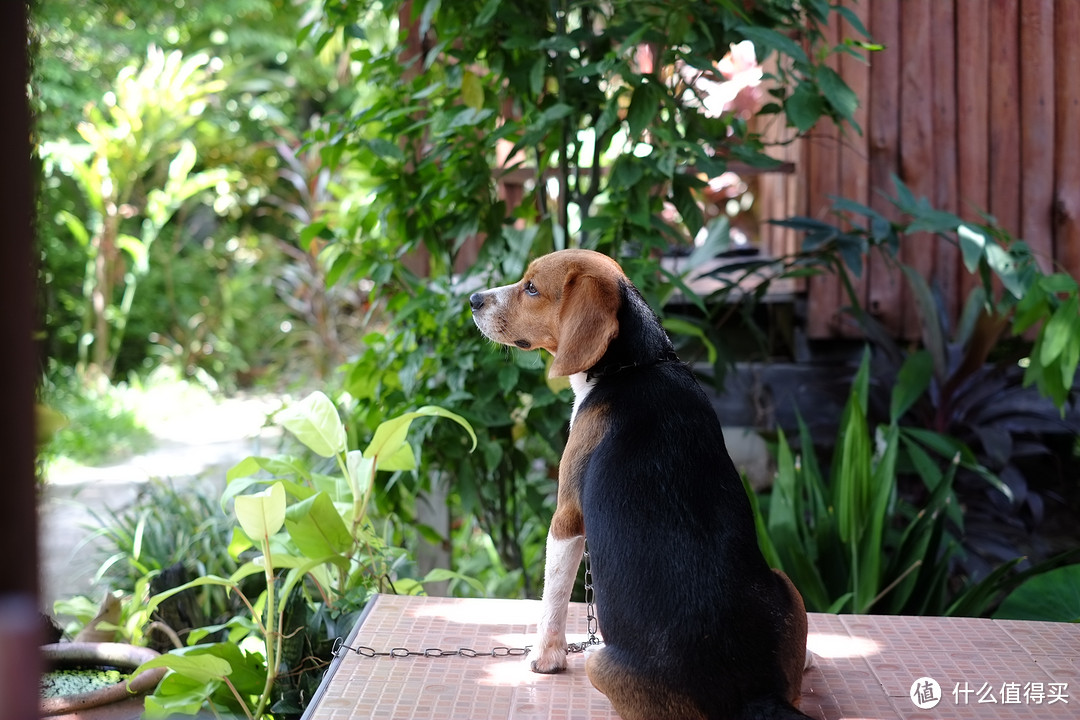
<box><xmin>0</xmin><ymin>3</ymin><xmax>42</xmax><ymax>720</ymax></box>
<box><xmin>989</xmin><ymin>0</ymin><xmax>1022</xmax><ymax>241</ymax></box>
<box><xmin>956</xmin><ymin>0</ymin><xmax>990</xmax><ymax>301</ymax></box>
<box><xmin>931</xmin><ymin>0</ymin><xmax>960</xmax><ymax>324</ymax></box>
<box><xmin>1020</xmin><ymin>0</ymin><xmax>1056</xmax><ymax>273</ymax></box>
<box><xmin>805</xmin><ymin>13</ymin><xmax>842</xmax><ymax>339</ymax></box>
<box><xmin>835</xmin><ymin>0</ymin><xmax>870</xmax><ymax>337</ymax></box>
<box><xmin>867</xmin><ymin>0</ymin><xmax>902</xmax><ymax>336</ymax></box>
<box><xmin>1056</xmin><ymin>0</ymin><xmax>1080</xmax><ymax>278</ymax></box>
<box><xmin>899</xmin><ymin>0</ymin><xmax>935</xmax><ymax>340</ymax></box>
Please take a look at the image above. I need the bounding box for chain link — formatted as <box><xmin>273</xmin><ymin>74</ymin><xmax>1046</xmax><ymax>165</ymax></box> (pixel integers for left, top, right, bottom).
<box><xmin>333</xmin><ymin>541</ymin><xmax>603</xmax><ymax>661</ymax></box>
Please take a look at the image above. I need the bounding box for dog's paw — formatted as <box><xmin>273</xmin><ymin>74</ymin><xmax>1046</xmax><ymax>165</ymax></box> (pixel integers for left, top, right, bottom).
<box><xmin>804</xmin><ymin>648</ymin><xmax>816</xmax><ymax>670</ymax></box>
<box><xmin>528</xmin><ymin>643</ymin><xmax>568</xmax><ymax>674</ymax></box>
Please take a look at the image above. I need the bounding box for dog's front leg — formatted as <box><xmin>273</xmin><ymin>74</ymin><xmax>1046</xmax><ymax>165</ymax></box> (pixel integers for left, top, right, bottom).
<box><xmin>529</xmin><ymin>528</ymin><xmax>585</xmax><ymax>673</ymax></box>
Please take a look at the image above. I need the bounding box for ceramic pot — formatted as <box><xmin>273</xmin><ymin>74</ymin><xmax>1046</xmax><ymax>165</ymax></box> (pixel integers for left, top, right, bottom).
<box><xmin>40</xmin><ymin>642</ymin><xmax>167</xmax><ymax>720</ymax></box>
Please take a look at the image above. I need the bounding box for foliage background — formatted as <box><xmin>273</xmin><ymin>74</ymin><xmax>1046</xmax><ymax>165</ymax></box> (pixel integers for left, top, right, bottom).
<box><xmin>31</xmin><ymin>1</ymin><xmax>1079</xmax><ymax>717</ymax></box>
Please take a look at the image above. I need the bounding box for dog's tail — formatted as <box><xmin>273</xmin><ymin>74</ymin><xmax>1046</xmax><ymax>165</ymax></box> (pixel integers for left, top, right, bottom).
<box><xmin>736</xmin><ymin>696</ymin><xmax>813</xmax><ymax>720</ymax></box>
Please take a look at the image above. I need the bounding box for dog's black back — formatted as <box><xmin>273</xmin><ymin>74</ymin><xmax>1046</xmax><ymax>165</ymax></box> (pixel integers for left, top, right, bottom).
<box><xmin>578</xmin><ymin>280</ymin><xmax>805</xmax><ymax>718</ymax></box>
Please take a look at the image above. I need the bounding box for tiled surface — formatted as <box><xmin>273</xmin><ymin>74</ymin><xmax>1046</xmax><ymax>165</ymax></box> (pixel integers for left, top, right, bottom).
<box><xmin>308</xmin><ymin>595</ymin><xmax>1079</xmax><ymax>720</ymax></box>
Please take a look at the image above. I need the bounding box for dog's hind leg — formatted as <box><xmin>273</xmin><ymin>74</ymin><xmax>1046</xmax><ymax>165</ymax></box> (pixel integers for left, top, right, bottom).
<box><xmin>585</xmin><ymin>645</ymin><xmax>706</xmax><ymax>720</ymax></box>
<box><xmin>772</xmin><ymin>570</ymin><xmax>809</xmax><ymax>708</ymax></box>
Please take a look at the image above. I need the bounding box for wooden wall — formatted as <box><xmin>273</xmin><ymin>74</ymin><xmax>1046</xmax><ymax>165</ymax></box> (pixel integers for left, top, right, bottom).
<box><xmin>758</xmin><ymin>0</ymin><xmax>1080</xmax><ymax>340</ymax></box>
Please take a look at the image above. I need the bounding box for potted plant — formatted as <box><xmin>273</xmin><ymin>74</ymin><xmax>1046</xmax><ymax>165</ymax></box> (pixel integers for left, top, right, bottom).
<box><xmin>40</xmin><ymin>642</ymin><xmax>166</xmax><ymax>719</ymax></box>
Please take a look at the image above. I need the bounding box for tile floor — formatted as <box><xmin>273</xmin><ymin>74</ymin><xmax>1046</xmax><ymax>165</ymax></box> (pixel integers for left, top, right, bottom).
<box><xmin>305</xmin><ymin>595</ymin><xmax>1079</xmax><ymax>720</ymax></box>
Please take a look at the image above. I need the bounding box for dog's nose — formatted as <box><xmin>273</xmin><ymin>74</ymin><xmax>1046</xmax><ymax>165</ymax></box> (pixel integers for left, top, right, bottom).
<box><xmin>469</xmin><ymin>292</ymin><xmax>485</xmax><ymax>311</ymax></box>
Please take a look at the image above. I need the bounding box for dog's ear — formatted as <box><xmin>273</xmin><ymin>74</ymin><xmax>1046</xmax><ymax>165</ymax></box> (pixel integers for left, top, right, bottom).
<box><xmin>549</xmin><ymin>272</ymin><xmax>620</xmax><ymax>377</ymax></box>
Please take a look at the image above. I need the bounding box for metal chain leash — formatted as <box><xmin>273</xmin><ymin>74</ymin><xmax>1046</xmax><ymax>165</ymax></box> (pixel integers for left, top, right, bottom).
<box><xmin>565</xmin><ymin>544</ymin><xmax>601</xmax><ymax>654</ymax></box>
<box><xmin>333</xmin><ymin>542</ymin><xmax>602</xmax><ymax>661</ymax></box>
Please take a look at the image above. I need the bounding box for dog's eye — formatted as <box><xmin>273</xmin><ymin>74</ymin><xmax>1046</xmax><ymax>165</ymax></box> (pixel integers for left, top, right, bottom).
<box><xmin>523</xmin><ymin>281</ymin><xmax>539</xmax><ymax>297</ymax></box>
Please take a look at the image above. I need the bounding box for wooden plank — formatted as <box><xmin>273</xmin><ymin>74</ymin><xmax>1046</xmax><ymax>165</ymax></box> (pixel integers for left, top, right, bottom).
<box><xmin>930</xmin><ymin>0</ymin><xmax>960</xmax><ymax>327</ymax></box>
<box><xmin>899</xmin><ymin>0</ymin><xmax>935</xmax><ymax>340</ymax></box>
<box><xmin>1019</xmin><ymin>0</ymin><xmax>1056</xmax><ymax>273</ymax></box>
<box><xmin>956</xmin><ymin>0</ymin><xmax>990</xmax><ymax>301</ymax></box>
<box><xmin>752</xmin><ymin>49</ymin><xmax>798</xmax><ymax>265</ymax></box>
<box><xmin>805</xmin><ymin>13</ymin><xmax>842</xmax><ymax>339</ymax></box>
<box><xmin>835</xmin><ymin>0</ymin><xmax>871</xmax><ymax>338</ymax></box>
<box><xmin>866</xmin><ymin>0</ymin><xmax>902</xmax><ymax>337</ymax></box>
<box><xmin>988</xmin><ymin>0</ymin><xmax>1022</xmax><ymax>240</ymax></box>
<box><xmin>1056</xmin><ymin>0</ymin><xmax>1080</xmax><ymax>278</ymax></box>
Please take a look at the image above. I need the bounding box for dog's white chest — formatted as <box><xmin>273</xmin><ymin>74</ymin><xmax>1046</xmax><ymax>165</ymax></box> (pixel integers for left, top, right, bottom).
<box><xmin>568</xmin><ymin>371</ymin><xmax>596</xmax><ymax>429</ymax></box>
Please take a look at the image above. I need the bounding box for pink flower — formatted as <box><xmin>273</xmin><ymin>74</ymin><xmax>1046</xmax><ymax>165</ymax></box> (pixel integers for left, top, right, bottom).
<box><xmin>679</xmin><ymin>40</ymin><xmax>764</xmax><ymax>119</ymax></box>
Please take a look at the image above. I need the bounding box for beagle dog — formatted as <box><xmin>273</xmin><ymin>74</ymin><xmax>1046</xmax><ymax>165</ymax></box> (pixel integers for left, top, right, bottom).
<box><xmin>469</xmin><ymin>249</ymin><xmax>810</xmax><ymax>720</ymax></box>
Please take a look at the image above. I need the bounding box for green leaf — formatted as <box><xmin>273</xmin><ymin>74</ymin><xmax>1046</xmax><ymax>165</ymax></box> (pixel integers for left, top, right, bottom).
<box><xmin>994</xmin><ymin>564</ymin><xmax>1080</xmax><ymax>622</ymax></box>
<box><xmin>461</xmin><ymin>70</ymin><xmax>484</xmax><ymax>110</ymax></box>
<box><xmin>497</xmin><ymin>364</ymin><xmax>520</xmax><ymax>394</ymax></box>
<box><xmin>421</xmin><ymin>567</ymin><xmax>485</xmax><ymax>594</ymax></box>
<box><xmin>346</xmin><ymin>450</ymin><xmax>375</xmax><ymax>499</ymax></box>
<box><xmin>143</xmin><ymin>673</ymin><xmax>221</xmax><ymax>719</ymax></box>
<box><xmin>374</xmin><ymin>441</ymin><xmax>416</xmax><ymax>472</ymax></box>
<box><xmin>284</xmin><ymin>491</ymin><xmax>353</xmax><ymax>557</ymax></box>
<box><xmin>626</xmin><ymin>81</ymin><xmax>660</xmax><ymax>139</ymax></box>
<box><xmin>168</xmin><ymin>139</ymin><xmax>198</xmax><ymax>183</ymax></box>
<box><xmin>901</xmin><ymin>265</ymin><xmax>946</xmax><ymax>382</ymax></box>
<box><xmin>234</xmin><ymin>482</ymin><xmax>286</xmax><ymax>540</ymax></box>
<box><xmin>132</xmin><ymin>651</ymin><xmax>232</xmax><ymax>685</ymax></box>
<box><xmin>277</xmin><ymin>391</ymin><xmax>347</xmax><ymax>458</ymax></box>
<box><xmin>55</xmin><ymin>209</ymin><xmax>90</xmax><ymax>247</ymax></box>
<box><xmin>1038</xmin><ymin>295</ymin><xmax>1078</xmax><ymax>366</ymax></box>
<box><xmin>785</xmin><ymin>83</ymin><xmax>824</xmax><ymax>132</ymax></box>
<box><xmin>364</xmin><ymin>406</ymin><xmax>476</xmax><ymax>471</ymax></box>
<box><xmin>661</xmin><ymin>317</ymin><xmax>717</xmax><ymax>363</ymax></box>
<box><xmin>817</xmin><ymin>67</ymin><xmax>858</xmax><ymax>122</ymax></box>
<box><xmin>957</xmin><ymin>224</ymin><xmax>987</xmax><ymax>273</ymax></box>
<box><xmin>891</xmin><ymin>349</ymin><xmax>933</xmax><ymax>423</ymax></box>
<box><xmin>476</xmin><ymin>0</ymin><xmax>500</xmax><ymax>25</ymax></box>
<box><xmin>116</xmin><ymin>234</ymin><xmax>149</xmax><ymax>274</ymax></box>
<box><xmin>529</xmin><ymin>57</ymin><xmax>546</xmax><ymax>96</ymax></box>
<box><xmin>985</xmin><ymin>243</ymin><xmax>1024</xmax><ymax>298</ymax></box>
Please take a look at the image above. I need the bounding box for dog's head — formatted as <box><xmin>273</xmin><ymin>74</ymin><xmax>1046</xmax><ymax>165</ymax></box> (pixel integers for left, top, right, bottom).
<box><xmin>469</xmin><ymin>249</ymin><xmax>624</xmax><ymax>377</ymax></box>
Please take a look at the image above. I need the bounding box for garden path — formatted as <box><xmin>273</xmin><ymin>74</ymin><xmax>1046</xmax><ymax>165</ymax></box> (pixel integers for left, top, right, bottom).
<box><xmin>38</xmin><ymin>392</ymin><xmax>283</xmax><ymax>614</ymax></box>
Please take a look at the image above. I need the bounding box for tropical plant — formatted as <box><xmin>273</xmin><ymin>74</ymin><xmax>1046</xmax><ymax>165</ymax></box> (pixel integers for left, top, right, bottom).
<box><xmin>994</xmin><ymin>564</ymin><xmax>1080</xmax><ymax>623</ymax></box>
<box><xmin>749</xmin><ymin>177</ymin><xmax>1080</xmax><ymax>411</ymax></box>
<box><xmin>133</xmin><ymin>391</ymin><xmax>476</xmax><ymax>718</ymax></box>
<box><xmin>39</xmin><ymin>46</ymin><xmax>237</xmax><ymax>380</ymax></box>
<box><xmin>749</xmin><ymin>348</ymin><xmax>1076</xmax><ymax>617</ymax></box>
<box><xmin>856</xmin><ymin>276</ymin><xmax>1078</xmax><ymax>577</ymax></box>
<box><xmin>86</xmin><ymin>479</ymin><xmax>241</xmax><ymax>636</ymax></box>
<box><xmin>32</xmin><ymin>0</ymin><xmax>356</xmax><ymax>390</ymax></box>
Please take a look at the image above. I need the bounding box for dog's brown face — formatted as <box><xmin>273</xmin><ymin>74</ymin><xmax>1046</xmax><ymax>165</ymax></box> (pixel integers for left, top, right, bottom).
<box><xmin>469</xmin><ymin>249</ymin><xmax>624</xmax><ymax>377</ymax></box>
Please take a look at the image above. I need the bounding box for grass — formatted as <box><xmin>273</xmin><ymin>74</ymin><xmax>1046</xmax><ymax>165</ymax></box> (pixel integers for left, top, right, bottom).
<box><xmin>37</xmin><ymin>366</ymin><xmax>224</xmax><ymax>472</ymax></box>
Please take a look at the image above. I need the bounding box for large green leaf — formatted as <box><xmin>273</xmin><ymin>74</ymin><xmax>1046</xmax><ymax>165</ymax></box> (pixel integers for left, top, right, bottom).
<box><xmin>364</xmin><ymin>405</ymin><xmax>476</xmax><ymax>472</ymax></box>
<box><xmin>234</xmin><ymin>482</ymin><xmax>286</xmax><ymax>540</ymax></box>
<box><xmin>890</xmin><ymin>349</ymin><xmax>933</xmax><ymax>423</ymax></box>
<box><xmin>284</xmin><ymin>491</ymin><xmax>353</xmax><ymax>558</ymax></box>
<box><xmin>142</xmin><ymin>673</ymin><xmax>221</xmax><ymax>719</ymax></box>
<box><xmin>995</xmin><ymin>564</ymin><xmax>1080</xmax><ymax>622</ymax></box>
<box><xmin>957</xmin><ymin>224</ymin><xmax>987</xmax><ymax>273</ymax></box>
<box><xmin>277</xmin><ymin>391</ymin><xmax>347</xmax><ymax>458</ymax></box>
<box><xmin>817</xmin><ymin>66</ymin><xmax>858</xmax><ymax>123</ymax></box>
<box><xmin>784</xmin><ymin>83</ymin><xmax>824</xmax><ymax>132</ymax></box>
<box><xmin>131</xmin><ymin>651</ymin><xmax>232</xmax><ymax>685</ymax></box>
